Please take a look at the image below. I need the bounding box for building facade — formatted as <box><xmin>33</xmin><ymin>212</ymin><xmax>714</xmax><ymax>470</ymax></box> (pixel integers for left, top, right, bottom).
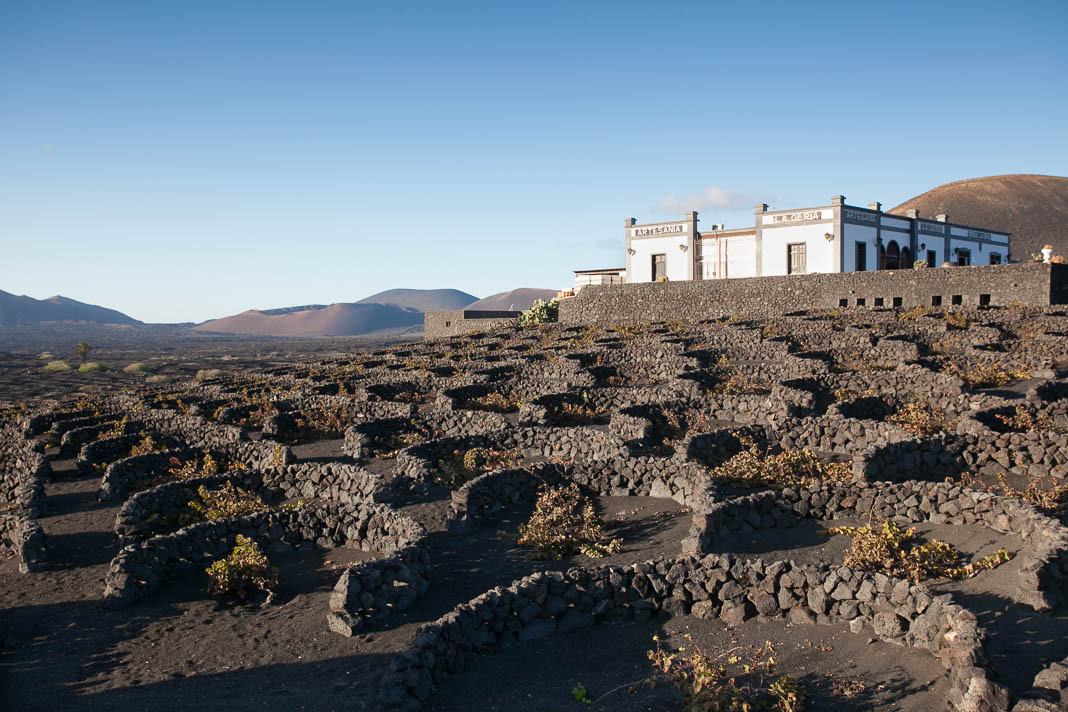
<box><xmin>612</xmin><ymin>196</ymin><xmax>1011</xmax><ymax>285</ymax></box>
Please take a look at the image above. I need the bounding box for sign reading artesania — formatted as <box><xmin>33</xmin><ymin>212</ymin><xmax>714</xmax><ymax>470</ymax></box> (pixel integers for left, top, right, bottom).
<box><xmin>632</xmin><ymin>223</ymin><xmax>687</xmax><ymax>237</ymax></box>
<box><xmin>769</xmin><ymin>210</ymin><xmax>825</xmax><ymax>224</ymax></box>
<box><xmin>919</xmin><ymin>222</ymin><xmax>945</xmax><ymax>235</ymax></box>
<box><xmin>844</xmin><ymin>209</ymin><xmax>878</xmax><ymax>224</ymax></box>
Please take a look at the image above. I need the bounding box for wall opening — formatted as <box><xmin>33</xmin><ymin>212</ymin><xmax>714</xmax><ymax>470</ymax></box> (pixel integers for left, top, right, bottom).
<box><xmin>979</xmin><ymin>294</ymin><xmax>991</xmax><ymax>307</ymax></box>
<box><xmin>874</xmin><ymin>297</ymin><xmax>884</xmax><ymax>307</ymax></box>
<box><xmin>893</xmin><ymin>297</ymin><xmax>903</xmax><ymax>307</ymax></box>
<box><xmin>952</xmin><ymin>295</ymin><xmax>963</xmax><ymax>305</ymax></box>
<box><xmin>856</xmin><ymin>298</ymin><xmax>866</xmax><ymax>307</ymax></box>
<box><xmin>839</xmin><ymin>298</ymin><xmax>849</xmax><ymax>308</ymax></box>
<box><xmin>932</xmin><ymin>296</ymin><xmax>942</xmax><ymax>307</ymax></box>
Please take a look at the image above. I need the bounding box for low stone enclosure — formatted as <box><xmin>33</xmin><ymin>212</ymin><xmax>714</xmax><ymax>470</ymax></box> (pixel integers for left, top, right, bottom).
<box><xmin>13</xmin><ymin>303</ymin><xmax>1068</xmax><ymax>710</ymax></box>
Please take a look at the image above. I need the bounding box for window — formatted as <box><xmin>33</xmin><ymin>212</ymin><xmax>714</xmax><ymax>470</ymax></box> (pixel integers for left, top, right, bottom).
<box><xmin>652</xmin><ymin>254</ymin><xmax>666</xmax><ymax>281</ymax></box>
<box><xmin>957</xmin><ymin>249</ymin><xmax>971</xmax><ymax>267</ymax></box>
<box><xmin>952</xmin><ymin>295</ymin><xmax>963</xmax><ymax>305</ymax></box>
<box><xmin>855</xmin><ymin>242</ymin><xmax>867</xmax><ymax>271</ymax></box>
<box><xmin>979</xmin><ymin>294</ymin><xmax>991</xmax><ymax>307</ymax></box>
<box><xmin>874</xmin><ymin>297</ymin><xmax>884</xmax><ymax>307</ymax></box>
<box><xmin>787</xmin><ymin>243</ymin><xmax>806</xmax><ymax>275</ymax></box>
<box><xmin>927</xmin><ymin>250</ymin><xmax>937</xmax><ymax>268</ymax></box>
<box><xmin>856</xmin><ymin>298</ymin><xmax>866</xmax><ymax>306</ymax></box>
<box><xmin>931</xmin><ymin>296</ymin><xmax>942</xmax><ymax>307</ymax></box>
<box><xmin>990</xmin><ymin>253</ymin><xmax>1001</xmax><ymax>265</ymax></box>
<box><xmin>839</xmin><ymin>298</ymin><xmax>849</xmax><ymax>307</ymax></box>
<box><xmin>893</xmin><ymin>297</ymin><xmax>903</xmax><ymax>307</ymax></box>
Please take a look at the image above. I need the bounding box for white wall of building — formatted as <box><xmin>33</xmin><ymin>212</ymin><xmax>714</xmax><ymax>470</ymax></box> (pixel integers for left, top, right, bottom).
<box><xmin>842</xmin><ymin>224</ymin><xmax>877</xmax><ymax>272</ymax></box>
<box><xmin>761</xmin><ymin>222</ymin><xmax>836</xmax><ymax>276</ymax></box>
<box><xmin>628</xmin><ymin>235</ymin><xmax>690</xmax><ymax>282</ymax></box>
<box><xmin>700</xmin><ymin>235</ymin><xmax>756</xmax><ymax>279</ymax></box>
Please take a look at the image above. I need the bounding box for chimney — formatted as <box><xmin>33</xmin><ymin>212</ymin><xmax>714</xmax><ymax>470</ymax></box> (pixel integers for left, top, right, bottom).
<box><xmin>685</xmin><ymin>210</ymin><xmax>698</xmax><ymax>222</ymax></box>
<box><xmin>905</xmin><ymin>209</ymin><xmax>919</xmax><ymax>219</ymax></box>
<box><xmin>755</xmin><ymin>203</ymin><xmax>769</xmax><ymax>213</ymax></box>
<box><xmin>867</xmin><ymin>202</ymin><xmax>882</xmax><ymax>212</ymax></box>
<box><xmin>935</xmin><ymin>214</ymin><xmax>948</xmax><ymax>223</ymax></box>
<box><xmin>831</xmin><ymin>195</ymin><xmax>846</xmax><ymax>206</ymax></box>
<box><xmin>624</xmin><ymin>218</ymin><xmax>636</xmax><ymax>227</ymax></box>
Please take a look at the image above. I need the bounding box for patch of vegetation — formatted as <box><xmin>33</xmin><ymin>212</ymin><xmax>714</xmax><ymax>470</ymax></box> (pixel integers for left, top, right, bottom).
<box><xmin>466</xmin><ymin>392</ymin><xmax>522</xmax><ymax>413</ymax></box>
<box><xmin>714</xmin><ymin>370</ymin><xmax>771</xmax><ymax>395</ymax></box>
<box><xmin>42</xmin><ymin>360</ymin><xmax>73</xmax><ymax>372</ymax></box>
<box><xmin>195</xmin><ymin>368</ymin><xmax>225</xmax><ymax>381</ymax></box>
<box><xmin>517</xmin><ymin>298</ymin><xmax>560</xmax><ymax>327</ymax></box>
<box><xmin>123</xmin><ymin>362</ymin><xmax>154</xmax><ymax>374</ymax></box>
<box><xmin>648</xmin><ymin>635</ymin><xmax>804</xmax><ymax>712</ymax></box>
<box><xmin>943</xmin><ymin>312</ymin><xmax>970</xmax><ymax>329</ymax></box>
<box><xmin>183</xmin><ymin>482</ymin><xmax>267</xmax><ymax>524</ymax></box>
<box><xmin>833</xmin><ymin>350</ymin><xmax>896</xmax><ymax>374</ymax></box>
<box><xmin>547</xmin><ymin>400</ymin><xmax>607</xmax><ymax>426</ymax></box>
<box><xmin>942</xmin><ymin>360</ymin><xmax>1029</xmax><ymax>389</ymax></box>
<box><xmin>961</xmin><ymin>472</ymin><xmax>1068</xmax><ymax>523</ymax></box>
<box><xmin>129</xmin><ymin>435</ymin><xmax>163</xmax><ymax>457</ymax></box>
<box><xmin>897</xmin><ymin>305</ymin><xmax>933</xmax><ymax>322</ymax></box>
<box><xmin>709</xmin><ymin>442</ymin><xmax>851</xmax><ymax>489</ymax></box>
<box><xmin>206</xmin><ymin>535</ymin><xmax>277</xmax><ymax>599</ymax></box>
<box><xmin>434</xmin><ymin>447</ymin><xmax>522</xmax><ymax>488</ymax></box>
<box><xmin>886</xmin><ymin>396</ymin><xmax>952</xmax><ymax>436</ymax></box>
<box><xmin>994</xmin><ymin>404</ymin><xmax>1064</xmax><ymax>433</ymax></box>
<box><xmin>829</xmin><ymin>518</ymin><xmax>1011</xmax><ymax>583</ymax></box>
<box><xmin>517</xmin><ymin>483</ymin><xmax>621</xmax><ymax>559</ymax></box>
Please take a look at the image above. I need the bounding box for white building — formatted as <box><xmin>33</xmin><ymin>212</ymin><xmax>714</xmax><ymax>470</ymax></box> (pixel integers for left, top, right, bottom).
<box><xmin>577</xmin><ymin>196</ymin><xmax>1011</xmax><ymax>287</ymax></box>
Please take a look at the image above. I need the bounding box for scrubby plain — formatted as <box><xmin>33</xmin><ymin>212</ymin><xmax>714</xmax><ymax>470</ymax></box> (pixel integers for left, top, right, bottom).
<box><xmin>5</xmin><ymin>305</ymin><xmax>1068</xmax><ymax>711</ymax></box>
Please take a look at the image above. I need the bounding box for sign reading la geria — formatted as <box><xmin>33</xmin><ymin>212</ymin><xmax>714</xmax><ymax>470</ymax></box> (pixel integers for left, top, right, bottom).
<box><xmin>632</xmin><ymin>223</ymin><xmax>687</xmax><ymax>237</ymax></box>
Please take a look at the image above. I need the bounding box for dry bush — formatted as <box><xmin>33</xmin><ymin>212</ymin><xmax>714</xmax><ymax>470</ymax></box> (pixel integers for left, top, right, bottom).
<box><xmin>715</xmin><ymin>370</ymin><xmax>771</xmax><ymax>395</ymax></box>
<box><xmin>517</xmin><ymin>483</ymin><xmax>621</xmax><ymax>559</ymax></box>
<box><xmin>962</xmin><ymin>472</ymin><xmax>1068</xmax><ymax>523</ymax></box>
<box><xmin>467</xmin><ymin>392</ymin><xmax>521</xmax><ymax>413</ymax></box>
<box><xmin>943</xmin><ymin>312</ymin><xmax>970</xmax><ymax>329</ymax></box>
<box><xmin>205</xmin><ymin>535</ymin><xmax>277</xmax><ymax>598</ymax></box>
<box><xmin>829</xmin><ymin>518</ymin><xmax>1011</xmax><ymax>582</ymax></box>
<box><xmin>648</xmin><ymin>635</ymin><xmax>803</xmax><ymax>712</ymax></box>
<box><xmin>547</xmin><ymin>400</ymin><xmax>607</xmax><ymax>426</ymax></box>
<box><xmin>834</xmin><ymin>350</ymin><xmax>896</xmax><ymax>374</ymax></box>
<box><xmin>129</xmin><ymin>435</ymin><xmax>162</xmax><ymax>457</ymax></box>
<box><xmin>995</xmin><ymin>404</ymin><xmax>1063</xmax><ymax>433</ymax></box>
<box><xmin>943</xmin><ymin>360</ymin><xmax>1029</xmax><ymax>389</ymax></box>
<box><xmin>887</xmin><ymin>397</ymin><xmax>953</xmax><ymax>436</ymax></box>
<box><xmin>710</xmin><ymin>442</ymin><xmax>851</xmax><ymax>489</ymax></box>
<box><xmin>897</xmin><ymin>305</ymin><xmax>933</xmax><ymax>322</ymax></box>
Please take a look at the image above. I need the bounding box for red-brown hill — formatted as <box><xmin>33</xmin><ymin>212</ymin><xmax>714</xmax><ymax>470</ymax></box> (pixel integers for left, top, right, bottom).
<box><xmin>192</xmin><ymin>303</ymin><xmax>422</xmax><ymax>337</ymax></box>
<box><xmin>890</xmin><ymin>174</ymin><xmax>1068</xmax><ymax>260</ymax></box>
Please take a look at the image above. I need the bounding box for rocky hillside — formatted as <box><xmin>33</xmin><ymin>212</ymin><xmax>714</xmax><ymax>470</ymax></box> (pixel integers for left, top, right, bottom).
<box><xmin>890</xmin><ymin>174</ymin><xmax>1068</xmax><ymax>260</ymax></box>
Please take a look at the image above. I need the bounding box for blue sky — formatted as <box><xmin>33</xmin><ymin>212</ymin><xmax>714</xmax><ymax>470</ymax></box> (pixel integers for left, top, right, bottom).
<box><xmin>1</xmin><ymin>0</ymin><xmax>1065</xmax><ymax>323</ymax></box>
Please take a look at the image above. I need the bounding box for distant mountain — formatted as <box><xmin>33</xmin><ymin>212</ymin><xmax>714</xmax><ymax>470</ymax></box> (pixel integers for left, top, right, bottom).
<box><xmin>0</xmin><ymin>290</ymin><xmax>141</xmax><ymax>326</ymax></box>
<box><xmin>890</xmin><ymin>174</ymin><xmax>1068</xmax><ymax>261</ymax></box>
<box><xmin>468</xmin><ymin>288</ymin><xmax>559</xmax><ymax>311</ymax></box>
<box><xmin>193</xmin><ymin>303</ymin><xmax>423</xmax><ymax>337</ymax></box>
<box><xmin>357</xmin><ymin>288</ymin><xmax>478</xmax><ymax>312</ymax></box>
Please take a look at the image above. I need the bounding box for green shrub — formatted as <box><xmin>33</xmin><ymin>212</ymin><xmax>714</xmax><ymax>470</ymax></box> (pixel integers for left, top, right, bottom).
<box><xmin>42</xmin><ymin>360</ymin><xmax>73</xmax><ymax>372</ymax></box>
<box><xmin>517</xmin><ymin>483</ymin><xmax>621</xmax><ymax>559</ymax></box>
<box><xmin>124</xmin><ymin>362</ymin><xmax>154</xmax><ymax>374</ymax></box>
<box><xmin>195</xmin><ymin>368</ymin><xmax>225</xmax><ymax>381</ymax></box>
<box><xmin>78</xmin><ymin>362</ymin><xmax>107</xmax><ymax>373</ymax></box>
<box><xmin>205</xmin><ymin>535</ymin><xmax>277</xmax><ymax>598</ymax></box>
<box><xmin>145</xmin><ymin>374</ymin><xmax>171</xmax><ymax>384</ymax></box>
<box><xmin>517</xmin><ymin>298</ymin><xmax>560</xmax><ymax>327</ymax></box>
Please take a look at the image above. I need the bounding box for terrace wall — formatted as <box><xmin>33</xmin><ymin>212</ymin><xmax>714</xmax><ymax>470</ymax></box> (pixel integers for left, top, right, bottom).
<box><xmin>558</xmin><ymin>262</ymin><xmax>1067</xmax><ymax>325</ymax></box>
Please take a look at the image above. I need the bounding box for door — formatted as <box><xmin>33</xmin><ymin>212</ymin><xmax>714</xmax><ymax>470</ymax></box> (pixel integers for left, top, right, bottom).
<box><xmin>652</xmin><ymin>254</ymin><xmax>666</xmax><ymax>281</ymax></box>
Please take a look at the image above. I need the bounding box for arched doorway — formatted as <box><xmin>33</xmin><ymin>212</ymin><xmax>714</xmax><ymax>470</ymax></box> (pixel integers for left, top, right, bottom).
<box><xmin>884</xmin><ymin>240</ymin><xmax>900</xmax><ymax>270</ymax></box>
<box><xmin>901</xmin><ymin>246</ymin><xmax>911</xmax><ymax>269</ymax></box>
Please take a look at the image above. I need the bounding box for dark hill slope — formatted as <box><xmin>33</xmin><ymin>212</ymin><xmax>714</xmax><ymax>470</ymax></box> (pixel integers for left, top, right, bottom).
<box><xmin>192</xmin><ymin>303</ymin><xmax>422</xmax><ymax>337</ymax></box>
<box><xmin>890</xmin><ymin>174</ymin><xmax>1068</xmax><ymax>260</ymax></box>
<box><xmin>0</xmin><ymin>291</ymin><xmax>142</xmax><ymax>326</ymax></box>
<box><xmin>467</xmin><ymin>288</ymin><xmax>559</xmax><ymax>311</ymax></box>
<box><xmin>357</xmin><ymin>289</ymin><xmax>477</xmax><ymax>312</ymax></box>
